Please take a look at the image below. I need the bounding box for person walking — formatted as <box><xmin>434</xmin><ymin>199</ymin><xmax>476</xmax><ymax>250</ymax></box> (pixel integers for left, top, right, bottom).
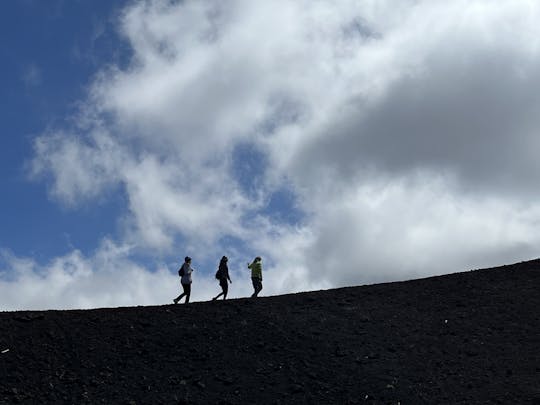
<box><xmin>247</xmin><ymin>256</ymin><xmax>263</xmax><ymax>298</ymax></box>
<box><xmin>212</xmin><ymin>256</ymin><xmax>232</xmax><ymax>301</ymax></box>
<box><xmin>173</xmin><ymin>256</ymin><xmax>195</xmax><ymax>304</ymax></box>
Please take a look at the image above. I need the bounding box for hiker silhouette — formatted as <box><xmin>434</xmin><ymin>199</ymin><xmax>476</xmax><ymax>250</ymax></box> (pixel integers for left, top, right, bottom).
<box><xmin>212</xmin><ymin>256</ymin><xmax>232</xmax><ymax>301</ymax></box>
<box><xmin>173</xmin><ymin>256</ymin><xmax>195</xmax><ymax>304</ymax></box>
<box><xmin>248</xmin><ymin>256</ymin><xmax>263</xmax><ymax>297</ymax></box>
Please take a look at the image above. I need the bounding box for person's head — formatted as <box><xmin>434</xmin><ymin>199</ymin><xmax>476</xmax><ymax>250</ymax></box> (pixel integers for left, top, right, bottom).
<box><xmin>221</xmin><ymin>256</ymin><xmax>228</xmax><ymax>263</ymax></box>
<box><xmin>185</xmin><ymin>256</ymin><xmax>192</xmax><ymax>263</ymax></box>
<box><xmin>255</xmin><ymin>256</ymin><xmax>261</xmax><ymax>262</ymax></box>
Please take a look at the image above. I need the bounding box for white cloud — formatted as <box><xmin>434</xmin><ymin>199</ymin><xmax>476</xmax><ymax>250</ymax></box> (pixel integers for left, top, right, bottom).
<box><xmin>20</xmin><ymin>0</ymin><xmax>540</xmax><ymax>310</ymax></box>
<box><xmin>265</xmin><ymin>0</ymin><xmax>540</xmax><ymax>192</ymax></box>
<box><xmin>0</xmin><ymin>240</ymin><xmax>305</xmax><ymax>310</ymax></box>
<box><xmin>0</xmin><ymin>241</ymin><xmax>172</xmax><ymax>311</ymax></box>
<box><xmin>30</xmin><ymin>129</ymin><xmax>125</xmax><ymax>205</ymax></box>
<box><xmin>121</xmin><ymin>154</ymin><xmax>253</xmax><ymax>249</ymax></box>
<box><xmin>295</xmin><ymin>173</ymin><xmax>540</xmax><ymax>286</ymax></box>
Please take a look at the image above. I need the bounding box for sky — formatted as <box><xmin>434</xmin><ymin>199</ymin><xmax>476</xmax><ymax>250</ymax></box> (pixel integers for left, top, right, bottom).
<box><xmin>2</xmin><ymin>0</ymin><xmax>540</xmax><ymax>311</ymax></box>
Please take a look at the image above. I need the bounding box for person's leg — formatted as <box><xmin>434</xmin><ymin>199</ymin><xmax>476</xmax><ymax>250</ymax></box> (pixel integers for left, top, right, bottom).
<box><xmin>255</xmin><ymin>279</ymin><xmax>262</xmax><ymax>296</ymax></box>
<box><xmin>251</xmin><ymin>278</ymin><xmax>262</xmax><ymax>297</ymax></box>
<box><xmin>184</xmin><ymin>283</ymin><xmax>191</xmax><ymax>303</ymax></box>
<box><xmin>251</xmin><ymin>277</ymin><xmax>258</xmax><ymax>297</ymax></box>
<box><xmin>174</xmin><ymin>284</ymin><xmax>186</xmax><ymax>303</ymax></box>
<box><xmin>222</xmin><ymin>280</ymin><xmax>228</xmax><ymax>300</ymax></box>
<box><xmin>213</xmin><ymin>281</ymin><xmax>227</xmax><ymax>300</ymax></box>
<box><xmin>213</xmin><ymin>290</ymin><xmax>224</xmax><ymax>301</ymax></box>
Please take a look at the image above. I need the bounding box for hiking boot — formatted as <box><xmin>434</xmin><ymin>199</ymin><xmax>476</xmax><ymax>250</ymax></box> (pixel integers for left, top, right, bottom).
<box><xmin>173</xmin><ymin>298</ymin><xmax>179</xmax><ymax>304</ymax></box>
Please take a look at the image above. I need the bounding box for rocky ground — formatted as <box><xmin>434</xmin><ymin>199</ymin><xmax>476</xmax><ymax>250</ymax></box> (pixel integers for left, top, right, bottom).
<box><xmin>1</xmin><ymin>260</ymin><xmax>539</xmax><ymax>404</ymax></box>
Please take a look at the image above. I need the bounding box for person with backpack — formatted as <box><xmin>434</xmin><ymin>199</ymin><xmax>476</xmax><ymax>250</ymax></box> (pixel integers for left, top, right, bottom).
<box><xmin>247</xmin><ymin>256</ymin><xmax>263</xmax><ymax>298</ymax></box>
<box><xmin>173</xmin><ymin>256</ymin><xmax>195</xmax><ymax>304</ymax></box>
<box><xmin>212</xmin><ymin>256</ymin><xmax>232</xmax><ymax>301</ymax></box>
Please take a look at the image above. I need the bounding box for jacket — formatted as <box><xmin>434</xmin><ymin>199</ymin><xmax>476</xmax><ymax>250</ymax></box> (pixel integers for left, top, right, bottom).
<box><xmin>218</xmin><ymin>261</ymin><xmax>230</xmax><ymax>281</ymax></box>
<box><xmin>180</xmin><ymin>263</ymin><xmax>194</xmax><ymax>284</ymax></box>
<box><xmin>248</xmin><ymin>260</ymin><xmax>262</xmax><ymax>280</ymax></box>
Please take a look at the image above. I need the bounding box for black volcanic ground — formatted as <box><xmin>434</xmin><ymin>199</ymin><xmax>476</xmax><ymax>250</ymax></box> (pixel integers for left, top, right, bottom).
<box><xmin>1</xmin><ymin>260</ymin><xmax>539</xmax><ymax>404</ymax></box>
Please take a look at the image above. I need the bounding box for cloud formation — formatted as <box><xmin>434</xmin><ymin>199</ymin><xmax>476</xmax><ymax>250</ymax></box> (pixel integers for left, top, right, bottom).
<box><xmin>10</xmin><ymin>0</ymin><xmax>540</xmax><ymax>309</ymax></box>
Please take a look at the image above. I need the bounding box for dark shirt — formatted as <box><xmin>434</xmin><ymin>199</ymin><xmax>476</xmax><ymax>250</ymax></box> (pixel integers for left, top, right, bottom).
<box><xmin>218</xmin><ymin>261</ymin><xmax>230</xmax><ymax>281</ymax></box>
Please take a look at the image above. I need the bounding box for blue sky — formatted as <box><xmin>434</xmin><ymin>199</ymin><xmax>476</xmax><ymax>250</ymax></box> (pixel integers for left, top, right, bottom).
<box><xmin>0</xmin><ymin>1</ymin><xmax>129</xmax><ymax>259</ymax></box>
<box><xmin>2</xmin><ymin>0</ymin><xmax>540</xmax><ymax>310</ymax></box>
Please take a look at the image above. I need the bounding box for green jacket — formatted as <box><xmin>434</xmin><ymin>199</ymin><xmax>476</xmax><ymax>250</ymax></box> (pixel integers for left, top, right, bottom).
<box><xmin>248</xmin><ymin>260</ymin><xmax>262</xmax><ymax>280</ymax></box>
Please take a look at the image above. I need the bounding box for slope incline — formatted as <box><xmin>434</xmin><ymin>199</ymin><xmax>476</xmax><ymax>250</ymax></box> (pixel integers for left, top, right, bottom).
<box><xmin>1</xmin><ymin>260</ymin><xmax>539</xmax><ymax>404</ymax></box>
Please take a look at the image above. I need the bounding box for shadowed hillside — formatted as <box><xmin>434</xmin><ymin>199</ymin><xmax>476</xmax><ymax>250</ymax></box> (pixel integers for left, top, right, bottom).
<box><xmin>1</xmin><ymin>260</ymin><xmax>539</xmax><ymax>404</ymax></box>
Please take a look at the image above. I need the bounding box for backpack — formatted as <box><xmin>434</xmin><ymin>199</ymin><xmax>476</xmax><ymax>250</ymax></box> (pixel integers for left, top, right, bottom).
<box><xmin>215</xmin><ymin>268</ymin><xmax>222</xmax><ymax>280</ymax></box>
<box><xmin>178</xmin><ymin>265</ymin><xmax>185</xmax><ymax>277</ymax></box>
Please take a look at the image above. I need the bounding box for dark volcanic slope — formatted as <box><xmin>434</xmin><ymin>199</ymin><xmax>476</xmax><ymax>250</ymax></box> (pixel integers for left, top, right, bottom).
<box><xmin>1</xmin><ymin>261</ymin><xmax>540</xmax><ymax>404</ymax></box>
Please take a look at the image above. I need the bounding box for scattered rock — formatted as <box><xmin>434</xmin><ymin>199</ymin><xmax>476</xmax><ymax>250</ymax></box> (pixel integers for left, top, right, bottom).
<box><xmin>290</xmin><ymin>383</ymin><xmax>304</xmax><ymax>394</ymax></box>
<box><xmin>195</xmin><ymin>381</ymin><xmax>206</xmax><ymax>389</ymax></box>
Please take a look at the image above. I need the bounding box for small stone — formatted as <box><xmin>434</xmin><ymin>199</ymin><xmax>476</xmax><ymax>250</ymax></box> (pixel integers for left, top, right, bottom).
<box><xmin>196</xmin><ymin>381</ymin><xmax>206</xmax><ymax>389</ymax></box>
